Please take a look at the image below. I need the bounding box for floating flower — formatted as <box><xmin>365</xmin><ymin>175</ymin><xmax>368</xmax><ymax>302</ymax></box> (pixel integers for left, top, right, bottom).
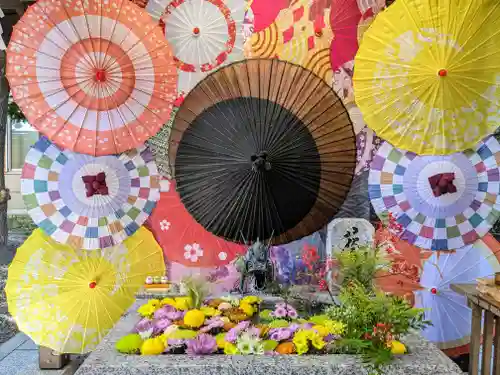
<box><xmin>154</xmin><ymin>305</ymin><xmax>176</xmax><ymax>320</ymax></box>
<box><xmin>225</xmin><ymin>329</ymin><xmax>239</xmax><ymax>343</ymax></box>
<box><xmin>271</xmin><ymin>306</ymin><xmax>287</xmax><ymax>318</ymax></box>
<box><xmin>295</xmin><ymin>342</ymin><xmax>309</xmax><ymax>355</ymax></box>
<box><xmin>200</xmin><ymin>306</ymin><xmax>220</xmax><ymax>317</ymax></box>
<box><xmin>184</xmin><ymin>243</ymin><xmax>204</xmax><ymax>262</ymax></box>
<box><xmin>239</xmin><ymin>302</ymin><xmax>255</xmax><ymax>317</ymax></box>
<box><xmin>141</xmin><ymin>337</ymin><xmax>165</xmax><ymax>355</ymax></box>
<box><xmin>137</xmin><ymin>303</ymin><xmax>157</xmax><ymax>318</ymax></box>
<box><xmin>148</xmin><ymin>299</ymin><xmax>161</xmax><ymax>308</ymax></box>
<box><xmin>246</xmin><ymin>326</ymin><xmax>261</xmax><ymax>338</ymax></box>
<box><xmin>173</xmin><ymin>297</ymin><xmax>192</xmax><ymax>311</ymax></box>
<box><xmin>224</xmin><ymin>342</ymin><xmax>239</xmax><ymax>355</ymax></box>
<box><xmin>262</xmin><ymin>340</ymin><xmax>279</xmax><ymax>351</ymax></box>
<box><xmin>235</xmin><ymin>321</ymin><xmax>251</xmax><ymax>331</ymax></box>
<box><xmin>269</xmin><ymin>328</ymin><xmax>292</xmax><ymax>341</ymax></box>
<box><xmin>186</xmin><ymin>334</ymin><xmax>217</xmax><ymax>355</ymax></box>
<box><xmin>311</xmin><ymin>334</ymin><xmax>326</xmax><ymax>350</ymax></box>
<box><xmin>312</xmin><ymin>325</ymin><xmax>329</xmax><ymax>337</ymax></box>
<box><xmin>293</xmin><ymin>330</ymin><xmax>311</xmax><ymax>353</ymax></box>
<box><xmin>276</xmin><ymin>341</ymin><xmax>295</xmax><ymax>354</ymax></box>
<box><xmin>184</xmin><ymin>309</ymin><xmax>206</xmax><ymax>328</ymax></box>
<box><xmin>160</xmin><ymin>297</ymin><xmax>177</xmax><ymax>307</ymax></box>
<box><xmin>168</xmin><ymin>329</ymin><xmax>198</xmax><ymax>340</ymax></box>
<box><xmin>153</xmin><ymin>318</ymin><xmax>172</xmax><ymax>335</ymax></box>
<box><xmin>199</xmin><ymin>317</ymin><xmax>225</xmax><ymax>333</ymax></box>
<box><xmin>218</xmin><ymin>302</ymin><xmax>232</xmax><ymax>311</ymax></box>
<box><xmin>390</xmin><ymin>341</ymin><xmax>407</xmax><ymax>355</ymax></box>
<box><xmin>133</xmin><ymin>318</ymin><xmax>154</xmax><ymax>339</ymax></box>
<box><xmin>165</xmin><ymin>310</ymin><xmax>184</xmax><ymax>321</ymax></box>
<box><xmin>163</xmin><ymin>324</ymin><xmax>179</xmax><ymax>338</ymax></box>
<box><xmin>259</xmin><ymin>309</ymin><xmax>273</xmax><ymax>320</ymax></box>
<box><xmin>241</xmin><ymin>296</ymin><xmax>261</xmax><ymax>305</ymax></box>
<box><xmin>115</xmin><ymin>334</ymin><xmax>143</xmax><ymax>354</ymax></box>
<box><xmin>215</xmin><ymin>332</ymin><xmax>229</xmax><ymax>349</ymax></box>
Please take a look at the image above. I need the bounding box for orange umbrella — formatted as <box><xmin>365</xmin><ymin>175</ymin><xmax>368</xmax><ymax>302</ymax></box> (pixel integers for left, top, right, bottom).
<box><xmin>6</xmin><ymin>0</ymin><xmax>177</xmax><ymax>156</ymax></box>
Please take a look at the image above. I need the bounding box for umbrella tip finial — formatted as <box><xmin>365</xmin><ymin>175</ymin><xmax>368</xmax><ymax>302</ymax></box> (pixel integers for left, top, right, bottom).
<box><xmin>193</xmin><ymin>27</ymin><xmax>200</xmax><ymax>36</ymax></box>
<box><xmin>438</xmin><ymin>69</ymin><xmax>447</xmax><ymax>77</ymax></box>
<box><xmin>89</xmin><ymin>281</ymin><xmax>97</xmax><ymax>289</ymax></box>
<box><xmin>95</xmin><ymin>69</ymin><xmax>107</xmax><ymax>82</ymax></box>
<box><xmin>430</xmin><ymin>287</ymin><xmax>437</xmax><ymax>295</ymax></box>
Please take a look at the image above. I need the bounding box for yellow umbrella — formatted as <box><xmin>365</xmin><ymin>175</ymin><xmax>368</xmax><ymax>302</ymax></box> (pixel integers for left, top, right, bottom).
<box><xmin>6</xmin><ymin>227</ymin><xmax>165</xmax><ymax>354</ymax></box>
<box><xmin>353</xmin><ymin>0</ymin><xmax>500</xmax><ymax>155</ymax></box>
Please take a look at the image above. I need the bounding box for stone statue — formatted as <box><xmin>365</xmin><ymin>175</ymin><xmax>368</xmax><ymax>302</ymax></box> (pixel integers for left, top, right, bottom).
<box><xmin>235</xmin><ymin>238</ymin><xmax>274</xmax><ymax>294</ymax></box>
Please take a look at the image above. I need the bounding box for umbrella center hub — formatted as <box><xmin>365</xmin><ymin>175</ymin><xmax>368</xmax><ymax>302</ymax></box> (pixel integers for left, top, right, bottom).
<box><xmin>438</xmin><ymin>69</ymin><xmax>448</xmax><ymax>77</ymax></box>
<box><xmin>95</xmin><ymin>69</ymin><xmax>107</xmax><ymax>82</ymax></box>
<box><xmin>82</xmin><ymin>172</ymin><xmax>109</xmax><ymax>197</ymax></box>
<box><xmin>251</xmin><ymin>151</ymin><xmax>271</xmax><ymax>172</ymax></box>
<box><xmin>193</xmin><ymin>27</ymin><xmax>200</xmax><ymax>36</ymax></box>
<box><xmin>428</xmin><ymin>172</ymin><xmax>456</xmax><ymax>197</ymax></box>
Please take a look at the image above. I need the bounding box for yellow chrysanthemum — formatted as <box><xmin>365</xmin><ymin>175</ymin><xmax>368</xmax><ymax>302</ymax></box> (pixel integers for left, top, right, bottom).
<box><xmin>312</xmin><ymin>325</ymin><xmax>329</xmax><ymax>337</ymax></box>
<box><xmin>295</xmin><ymin>342</ymin><xmax>309</xmax><ymax>355</ymax></box>
<box><xmin>141</xmin><ymin>337</ymin><xmax>165</xmax><ymax>355</ymax></box>
<box><xmin>148</xmin><ymin>299</ymin><xmax>161</xmax><ymax>308</ymax></box>
<box><xmin>184</xmin><ymin>309</ymin><xmax>206</xmax><ymax>328</ymax></box>
<box><xmin>292</xmin><ymin>330</ymin><xmax>310</xmax><ymax>349</ymax></box>
<box><xmin>137</xmin><ymin>303</ymin><xmax>157</xmax><ymax>318</ymax></box>
<box><xmin>311</xmin><ymin>335</ymin><xmax>326</xmax><ymax>350</ymax></box>
<box><xmin>241</xmin><ymin>296</ymin><xmax>261</xmax><ymax>305</ymax></box>
<box><xmin>239</xmin><ymin>302</ymin><xmax>255</xmax><ymax>317</ymax></box>
<box><xmin>174</xmin><ymin>297</ymin><xmax>192</xmax><ymax>311</ymax></box>
<box><xmin>224</xmin><ymin>342</ymin><xmax>239</xmax><ymax>355</ymax></box>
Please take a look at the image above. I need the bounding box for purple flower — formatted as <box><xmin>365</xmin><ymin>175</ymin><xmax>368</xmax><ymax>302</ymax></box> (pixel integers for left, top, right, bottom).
<box><xmin>272</xmin><ymin>307</ymin><xmax>287</xmax><ymax>318</ymax></box>
<box><xmin>225</xmin><ymin>329</ymin><xmax>239</xmax><ymax>343</ymax></box>
<box><xmin>288</xmin><ymin>323</ymin><xmax>300</xmax><ymax>333</ymax></box>
<box><xmin>154</xmin><ymin>305</ymin><xmax>176</xmax><ymax>320</ymax></box>
<box><xmin>186</xmin><ymin>334</ymin><xmax>217</xmax><ymax>355</ymax></box>
<box><xmin>287</xmin><ymin>309</ymin><xmax>298</xmax><ymax>319</ymax></box>
<box><xmin>235</xmin><ymin>321</ymin><xmax>250</xmax><ymax>331</ymax></box>
<box><xmin>199</xmin><ymin>317</ymin><xmax>225</xmax><ymax>333</ymax></box>
<box><xmin>268</xmin><ymin>328</ymin><xmax>291</xmax><ymax>341</ymax></box>
<box><xmin>133</xmin><ymin>318</ymin><xmax>154</xmax><ymax>334</ymax></box>
<box><xmin>165</xmin><ymin>310</ymin><xmax>184</xmax><ymax>321</ymax></box>
<box><xmin>301</xmin><ymin>323</ymin><xmax>314</xmax><ymax>330</ymax></box>
<box><xmin>153</xmin><ymin>318</ymin><xmax>172</xmax><ymax>335</ymax></box>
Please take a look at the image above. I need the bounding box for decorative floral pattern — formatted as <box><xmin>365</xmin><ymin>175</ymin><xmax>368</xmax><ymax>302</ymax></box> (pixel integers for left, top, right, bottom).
<box><xmin>184</xmin><ymin>243</ymin><xmax>204</xmax><ymax>263</ymax></box>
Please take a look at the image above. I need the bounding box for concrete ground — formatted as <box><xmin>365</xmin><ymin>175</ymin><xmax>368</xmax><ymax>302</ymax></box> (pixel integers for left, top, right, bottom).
<box><xmin>0</xmin><ymin>333</ymin><xmax>83</xmax><ymax>375</ymax></box>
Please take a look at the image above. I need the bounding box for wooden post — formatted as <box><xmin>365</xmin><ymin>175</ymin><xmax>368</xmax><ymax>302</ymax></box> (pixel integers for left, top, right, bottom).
<box><xmin>470</xmin><ymin>304</ymin><xmax>482</xmax><ymax>375</ymax></box>
<box><xmin>483</xmin><ymin>311</ymin><xmax>495</xmax><ymax>374</ymax></box>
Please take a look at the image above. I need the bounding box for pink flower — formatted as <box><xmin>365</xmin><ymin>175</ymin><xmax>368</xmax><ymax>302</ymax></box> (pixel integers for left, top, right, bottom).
<box><xmin>186</xmin><ymin>334</ymin><xmax>217</xmax><ymax>355</ymax></box>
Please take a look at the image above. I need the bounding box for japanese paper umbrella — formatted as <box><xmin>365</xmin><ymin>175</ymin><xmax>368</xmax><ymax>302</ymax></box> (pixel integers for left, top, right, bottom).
<box><xmin>21</xmin><ymin>137</ymin><xmax>160</xmax><ymax>250</ymax></box>
<box><xmin>155</xmin><ymin>0</ymin><xmax>246</xmax><ymax>98</ymax></box>
<box><xmin>6</xmin><ymin>0</ymin><xmax>177</xmax><ymax>156</ymax></box>
<box><xmin>148</xmin><ymin>178</ymin><xmax>245</xmax><ymax>267</ymax></box>
<box><xmin>415</xmin><ymin>234</ymin><xmax>500</xmax><ymax>356</ymax></box>
<box><xmin>369</xmin><ymin>135</ymin><xmax>500</xmax><ymax>250</ymax></box>
<box><xmin>169</xmin><ymin>58</ymin><xmax>356</xmax><ymax>245</ymax></box>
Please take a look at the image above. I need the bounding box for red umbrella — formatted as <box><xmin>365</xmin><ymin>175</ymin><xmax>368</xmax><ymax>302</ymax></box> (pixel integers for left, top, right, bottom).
<box><xmin>148</xmin><ymin>178</ymin><xmax>245</xmax><ymax>267</ymax></box>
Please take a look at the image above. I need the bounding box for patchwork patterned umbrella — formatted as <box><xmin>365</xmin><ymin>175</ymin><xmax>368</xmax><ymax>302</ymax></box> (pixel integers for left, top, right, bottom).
<box><xmin>148</xmin><ymin>178</ymin><xmax>245</xmax><ymax>267</ymax></box>
<box><xmin>369</xmin><ymin>136</ymin><xmax>500</xmax><ymax>250</ymax></box>
<box><xmin>21</xmin><ymin>137</ymin><xmax>160</xmax><ymax>250</ymax></box>
<box><xmin>353</xmin><ymin>0</ymin><xmax>500</xmax><ymax>155</ymax></box>
<box><xmin>6</xmin><ymin>0</ymin><xmax>177</xmax><ymax>156</ymax></box>
<box><xmin>156</xmin><ymin>0</ymin><xmax>246</xmax><ymax>97</ymax></box>
<box><xmin>6</xmin><ymin>227</ymin><xmax>165</xmax><ymax>354</ymax></box>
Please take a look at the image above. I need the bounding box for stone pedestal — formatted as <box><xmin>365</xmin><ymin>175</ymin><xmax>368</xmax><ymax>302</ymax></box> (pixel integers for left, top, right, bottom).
<box><xmin>75</xmin><ymin>300</ymin><xmax>463</xmax><ymax>375</ymax></box>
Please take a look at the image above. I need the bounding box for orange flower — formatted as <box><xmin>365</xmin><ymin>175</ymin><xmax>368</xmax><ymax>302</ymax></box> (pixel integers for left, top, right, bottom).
<box><xmin>276</xmin><ymin>342</ymin><xmax>295</xmax><ymax>355</ymax></box>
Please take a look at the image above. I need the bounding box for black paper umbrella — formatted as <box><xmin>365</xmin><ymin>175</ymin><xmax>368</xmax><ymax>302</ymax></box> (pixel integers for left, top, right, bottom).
<box><xmin>169</xmin><ymin>59</ymin><xmax>356</xmax><ymax>245</ymax></box>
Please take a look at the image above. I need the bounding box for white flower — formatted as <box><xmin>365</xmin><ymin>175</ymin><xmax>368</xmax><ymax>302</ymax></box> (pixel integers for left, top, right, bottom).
<box><xmin>184</xmin><ymin>243</ymin><xmax>203</xmax><ymax>262</ymax></box>
<box><xmin>160</xmin><ymin>219</ymin><xmax>171</xmax><ymax>231</ymax></box>
<box><xmin>218</xmin><ymin>252</ymin><xmax>227</xmax><ymax>261</ymax></box>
